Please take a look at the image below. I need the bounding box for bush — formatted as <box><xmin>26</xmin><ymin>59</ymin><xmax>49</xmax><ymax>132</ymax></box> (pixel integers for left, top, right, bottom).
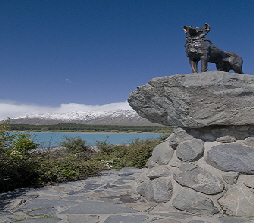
<box><xmin>0</xmin><ymin>120</ymin><xmax>166</xmax><ymax>192</ymax></box>
<box><xmin>59</xmin><ymin>136</ymin><xmax>91</xmax><ymax>153</ymax></box>
<box><xmin>33</xmin><ymin>136</ymin><xmax>103</xmax><ymax>185</ymax></box>
<box><xmin>95</xmin><ymin>137</ymin><xmax>162</xmax><ymax>169</ymax></box>
<box><xmin>37</xmin><ymin>152</ymin><xmax>104</xmax><ymax>184</ymax></box>
<box><xmin>0</xmin><ymin>120</ymin><xmax>40</xmax><ymax>192</ymax></box>
<box><xmin>0</xmin><ymin>120</ymin><xmax>14</xmax><ymax>150</ymax></box>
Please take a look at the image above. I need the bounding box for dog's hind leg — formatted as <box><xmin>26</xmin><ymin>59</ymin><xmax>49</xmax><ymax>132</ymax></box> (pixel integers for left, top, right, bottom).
<box><xmin>201</xmin><ymin>59</ymin><xmax>208</xmax><ymax>72</ymax></box>
<box><xmin>189</xmin><ymin>59</ymin><xmax>198</xmax><ymax>73</ymax></box>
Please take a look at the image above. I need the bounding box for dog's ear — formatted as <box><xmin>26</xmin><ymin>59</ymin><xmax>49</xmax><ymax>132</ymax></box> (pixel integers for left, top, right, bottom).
<box><xmin>183</xmin><ymin>26</ymin><xmax>188</xmax><ymax>33</ymax></box>
<box><xmin>204</xmin><ymin>23</ymin><xmax>210</xmax><ymax>32</ymax></box>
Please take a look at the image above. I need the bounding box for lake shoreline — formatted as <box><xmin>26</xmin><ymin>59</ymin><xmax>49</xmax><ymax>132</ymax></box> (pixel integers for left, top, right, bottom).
<box><xmin>15</xmin><ymin>131</ymin><xmax>165</xmax><ymax>134</ymax></box>
<box><xmin>55</xmin><ymin>131</ymin><xmax>163</xmax><ymax>134</ymax></box>
<box><xmin>22</xmin><ymin>132</ymin><xmax>165</xmax><ymax>147</ymax></box>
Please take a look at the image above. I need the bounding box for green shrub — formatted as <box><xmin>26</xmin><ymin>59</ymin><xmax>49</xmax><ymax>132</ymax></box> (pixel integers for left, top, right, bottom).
<box><xmin>37</xmin><ymin>151</ymin><xmax>104</xmax><ymax>185</ymax></box>
<box><xmin>0</xmin><ymin>152</ymin><xmax>39</xmax><ymax>191</ymax></box>
<box><xmin>0</xmin><ymin>120</ymin><xmax>40</xmax><ymax>192</ymax></box>
<box><xmin>125</xmin><ymin>138</ymin><xmax>159</xmax><ymax>168</ymax></box>
<box><xmin>0</xmin><ymin>120</ymin><xmax>166</xmax><ymax>192</ymax></box>
<box><xmin>96</xmin><ymin>138</ymin><xmax>114</xmax><ymax>155</ymax></box>
<box><xmin>0</xmin><ymin>120</ymin><xmax>14</xmax><ymax>150</ymax></box>
<box><xmin>59</xmin><ymin>136</ymin><xmax>91</xmax><ymax>153</ymax></box>
<box><xmin>96</xmin><ymin>137</ymin><xmax>162</xmax><ymax>169</ymax></box>
<box><xmin>35</xmin><ymin>137</ymin><xmax>103</xmax><ymax>185</ymax></box>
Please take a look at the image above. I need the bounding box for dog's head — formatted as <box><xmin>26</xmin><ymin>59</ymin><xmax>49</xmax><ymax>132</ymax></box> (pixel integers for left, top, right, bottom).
<box><xmin>183</xmin><ymin>24</ymin><xmax>210</xmax><ymax>38</ymax></box>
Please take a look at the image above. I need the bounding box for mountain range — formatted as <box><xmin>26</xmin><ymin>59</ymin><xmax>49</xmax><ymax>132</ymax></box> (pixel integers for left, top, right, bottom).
<box><xmin>9</xmin><ymin>110</ymin><xmax>160</xmax><ymax>126</ymax></box>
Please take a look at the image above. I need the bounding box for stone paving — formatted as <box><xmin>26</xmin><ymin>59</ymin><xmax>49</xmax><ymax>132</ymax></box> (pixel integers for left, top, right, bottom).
<box><xmin>1</xmin><ymin>167</ymin><xmax>254</xmax><ymax>223</ymax></box>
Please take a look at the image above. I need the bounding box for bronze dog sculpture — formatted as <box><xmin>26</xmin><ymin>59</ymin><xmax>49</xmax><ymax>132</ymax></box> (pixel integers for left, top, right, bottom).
<box><xmin>183</xmin><ymin>24</ymin><xmax>243</xmax><ymax>74</ymax></box>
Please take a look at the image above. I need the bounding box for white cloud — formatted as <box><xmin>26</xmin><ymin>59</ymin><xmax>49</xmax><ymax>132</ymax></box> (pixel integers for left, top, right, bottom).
<box><xmin>0</xmin><ymin>101</ymin><xmax>133</xmax><ymax>120</ymax></box>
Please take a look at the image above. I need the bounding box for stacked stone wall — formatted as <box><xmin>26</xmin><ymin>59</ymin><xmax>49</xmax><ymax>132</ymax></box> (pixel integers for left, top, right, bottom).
<box><xmin>133</xmin><ymin>127</ymin><xmax>254</xmax><ymax>217</ymax></box>
<box><xmin>128</xmin><ymin>72</ymin><xmax>254</xmax><ymax>217</ymax></box>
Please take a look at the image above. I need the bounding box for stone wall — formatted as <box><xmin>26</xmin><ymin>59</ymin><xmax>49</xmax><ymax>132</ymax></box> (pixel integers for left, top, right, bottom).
<box><xmin>128</xmin><ymin>71</ymin><xmax>254</xmax><ymax>217</ymax></box>
<box><xmin>133</xmin><ymin>127</ymin><xmax>254</xmax><ymax>217</ymax></box>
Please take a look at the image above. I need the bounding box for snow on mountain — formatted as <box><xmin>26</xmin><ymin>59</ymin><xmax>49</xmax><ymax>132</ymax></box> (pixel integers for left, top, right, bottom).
<box><xmin>14</xmin><ymin>110</ymin><xmax>137</xmax><ymax>120</ymax></box>
<box><xmin>10</xmin><ymin>109</ymin><xmax>157</xmax><ymax>126</ymax></box>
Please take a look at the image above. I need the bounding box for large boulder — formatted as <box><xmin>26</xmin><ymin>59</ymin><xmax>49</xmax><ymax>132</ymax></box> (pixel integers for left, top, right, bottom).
<box><xmin>146</xmin><ymin>141</ymin><xmax>174</xmax><ymax>166</ymax></box>
<box><xmin>128</xmin><ymin>71</ymin><xmax>254</xmax><ymax>128</ymax></box>
<box><xmin>173</xmin><ymin>163</ymin><xmax>224</xmax><ymax>195</ymax></box>
<box><xmin>206</xmin><ymin>144</ymin><xmax>254</xmax><ymax>174</ymax></box>
<box><xmin>218</xmin><ymin>183</ymin><xmax>254</xmax><ymax>217</ymax></box>
<box><xmin>176</xmin><ymin>138</ymin><xmax>204</xmax><ymax>161</ymax></box>
<box><xmin>136</xmin><ymin>177</ymin><xmax>173</xmax><ymax>202</ymax></box>
<box><xmin>172</xmin><ymin>189</ymin><xmax>219</xmax><ymax>215</ymax></box>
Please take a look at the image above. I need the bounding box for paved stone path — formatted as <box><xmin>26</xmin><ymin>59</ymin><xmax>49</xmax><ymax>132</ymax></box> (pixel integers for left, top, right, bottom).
<box><xmin>1</xmin><ymin>167</ymin><xmax>253</xmax><ymax>223</ymax></box>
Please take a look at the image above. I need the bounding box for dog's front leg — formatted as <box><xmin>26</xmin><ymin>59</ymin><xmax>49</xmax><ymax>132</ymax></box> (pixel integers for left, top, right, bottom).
<box><xmin>189</xmin><ymin>59</ymin><xmax>198</xmax><ymax>73</ymax></box>
<box><xmin>201</xmin><ymin>58</ymin><xmax>208</xmax><ymax>72</ymax></box>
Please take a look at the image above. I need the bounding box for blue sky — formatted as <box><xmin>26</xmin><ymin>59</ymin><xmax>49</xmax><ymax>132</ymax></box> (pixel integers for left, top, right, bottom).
<box><xmin>1</xmin><ymin>0</ymin><xmax>254</xmax><ymax>119</ymax></box>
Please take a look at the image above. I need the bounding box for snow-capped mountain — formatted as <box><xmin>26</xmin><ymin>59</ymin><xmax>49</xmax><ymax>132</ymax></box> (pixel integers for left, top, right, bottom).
<box><xmin>10</xmin><ymin>110</ymin><xmax>158</xmax><ymax>126</ymax></box>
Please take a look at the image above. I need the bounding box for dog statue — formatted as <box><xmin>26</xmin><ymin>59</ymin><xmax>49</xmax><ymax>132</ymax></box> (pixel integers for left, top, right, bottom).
<box><xmin>183</xmin><ymin>24</ymin><xmax>243</xmax><ymax>74</ymax></box>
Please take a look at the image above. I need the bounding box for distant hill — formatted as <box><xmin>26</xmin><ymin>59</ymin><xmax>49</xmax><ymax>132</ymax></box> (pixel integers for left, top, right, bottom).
<box><xmin>9</xmin><ymin>109</ymin><xmax>162</xmax><ymax>126</ymax></box>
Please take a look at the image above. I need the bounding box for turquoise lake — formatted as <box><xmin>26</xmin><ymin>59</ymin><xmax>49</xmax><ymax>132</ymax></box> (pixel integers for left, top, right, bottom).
<box><xmin>28</xmin><ymin>132</ymin><xmax>163</xmax><ymax>147</ymax></box>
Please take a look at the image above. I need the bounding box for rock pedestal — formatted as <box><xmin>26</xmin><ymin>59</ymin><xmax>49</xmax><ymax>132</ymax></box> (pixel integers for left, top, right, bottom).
<box><xmin>128</xmin><ymin>71</ymin><xmax>254</xmax><ymax>128</ymax></box>
<box><xmin>128</xmin><ymin>71</ymin><xmax>254</xmax><ymax>218</ymax></box>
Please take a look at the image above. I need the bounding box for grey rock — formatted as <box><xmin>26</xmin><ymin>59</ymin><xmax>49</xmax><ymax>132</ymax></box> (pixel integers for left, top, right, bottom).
<box><xmin>235</xmin><ymin>126</ymin><xmax>250</xmax><ymax>132</ymax></box>
<box><xmin>0</xmin><ymin>211</ymin><xmax>12</xmax><ymax>216</ymax></box>
<box><xmin>211</xmin><ymin>127</ymin><xmax>237</xmax><ymax>142</ymax></box>
<box><xmin>206</xmin><ymin>144</ymin><xmax>254</xmax><ymax>174</ymax></box>
<box><xmin>137</xmin><ymin>177</ymin><xmax>173</xmax><ymax>202</ymax></box>
<box><xmin>60</xmin><ymin>200</ymin><xmax>137</xmax><ymax>214</ymax></box>
<box><xmin>146</xmin><ymin>159</ymin><xmax>157</xmax><ymax>168</ymax></box>
<box><xmin>19</xmin><ymin>199</ymin><xmax>77</xmax><ymax>210</ymax></box>
<box><xmin>189</xmin><ymin>221</ymin><xmax>212</xmax><ymax>223</ymax></box>
<box><xmin>150</xmin><ymin>212</ymin><xmax>191</xmax><ymax>219</ymax></box>
<box><xmin>174</xmin><ymin>163</ymin><xmax>224</xmax><ymax>195</ymax></box>
<box><xmin>234</xmin><ymin>132</ymin><xmax>250</xmax><ymax>140</ymax></box>
<box><xmin>200</xmin><ymin>134</ymin><xmax>216</xmax><ymax>142</ymax></box>
<box><xmin>234</xmin><ymin>126</ymin><xmax>250</xmax><ymax>140</ymax></box>
<box><xmin>167</xmin><ymin>128</ymin><xmax>193</xmax><ymax>148</ymax></box>
<box><xmin>128</xmin><ymin>71</ymin><xmax>254</xmax><ymax>128</ymax></box>
<box><xmin>28</xmin><ymin>207</ymin><xmax>57</xmax><ymax>216</ymax></box>
<box><xmin>216</xmin><ymin>135</ymin><xmax>236</xmax><ymax>143</ymax></box>
<box><xmin>248</xmin><ymin>126</ymin><xmax>254</xmax><ymax>135</ymax></box>
<box><xmin>17</xmin><ymin>218</ymin><xmax>62</xmax><ymax>223</ymax></box>
<box><xmin>118</xmin><ymin>176</ymin><xmax>136</xmax><ymax>180</ymax></box>
<box><xmin>218</xmin><ymin>216</ymin><xmax>248</xmax><ymax>223</ymax></box>
<box><xmin>243</xmin><ymin>176</ymin><xmax>254</xmax><ymax>189</ymax></box>
<box><xmin>186</xmin><ymin>127</ymin><xmax>216</xmax><ymax>142</ymax></box>
<box><xmin>146</xmin><ymin>165</ymin><xmax>170</xmax><ymax>179</ymax></box>
<box><xmin>150</xmin><ymin>219</ymin><xmax>181</xmax><ymax>223</ymax></box>
<box><xmin>222</xmin><ymin>172</ymin><xmax>239</xmax><ymax>185</ymax></box>
<box><xmin>84</xmin><ymin>183</ymin><xmax>103</xmax><ymax>190</ymax></box>
<box><xmin>67</xmin><ymin>215</ymin><xmax>99</xmax><ymax>223</ymax></box>
<box><xmin>243</xmin><ymin>137</ymin><xmax>254</xmax><ymax>148</ymax></box>
<box><xmin>211</xmin><ymin>127</ymin><xmax>234</xmax><ymax>139</ymax></box>
<box><xmin>176</xmin><ymin>139</ymin><xmax>204</xmax><ymax>161</ymax></box>
<box><xmin>148</xmin><ymin>141</ymin><xmax>174</xmax><ymax>166</ymax></box>
<box><xmin>172</xmin><ymin>189</ymin><xmax>219</xmax><ymax>215</ymax></box>
<box><xmin>104</xmin><ymin>215</ymin><xmax>149</xmax><ymax>223</ymax></box>
<box><xmin>218</xmin><ymin>184</ymin><xmax>254</xmax><ymax>217</ymax></box>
